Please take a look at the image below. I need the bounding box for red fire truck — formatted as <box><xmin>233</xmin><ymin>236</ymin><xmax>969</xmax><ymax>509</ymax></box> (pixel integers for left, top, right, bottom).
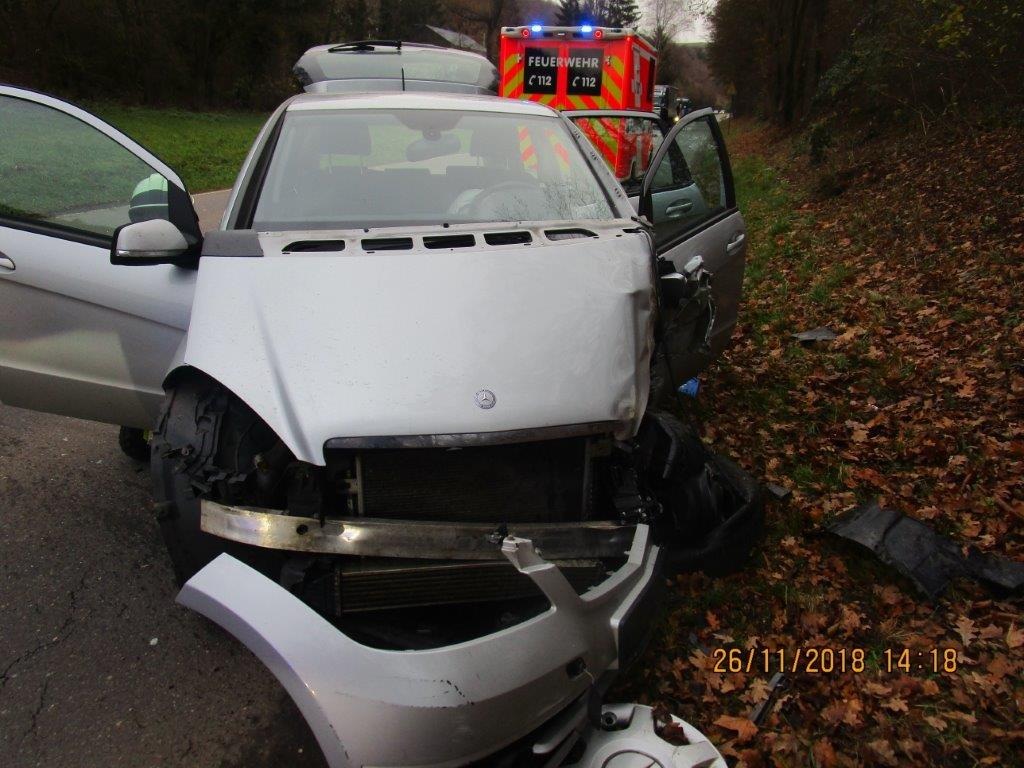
<box><xmin>499</xmin><ymin>25</ymin><xmax>656</xmax><ymax>110</ymax></box>
<box><xmin>499</xmin><ymin>25</ymin><xmax>660</xmax><ymax>185</ymax></box>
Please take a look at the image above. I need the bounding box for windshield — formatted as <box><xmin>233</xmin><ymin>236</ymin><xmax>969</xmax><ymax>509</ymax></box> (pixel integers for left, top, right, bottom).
<box><xmin>308</xmin><ymin>49</ymin><xmax>496</xmax><ymax>89</ymax></box>
<box><xmin>252</xmin><ymin>109</ymin><xmax>615</xmax><ymax>229</ymax></box>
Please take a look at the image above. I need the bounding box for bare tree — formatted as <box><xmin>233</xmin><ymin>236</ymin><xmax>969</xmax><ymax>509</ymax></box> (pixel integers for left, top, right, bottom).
<box><xmin>644</xmin><ymin>0</ymin><xmax>704</xmax><ymax>86</ymax></box>
<box><xmin>644</xmin><ymin>0</ymin><xmax>709</xmax><ymax>48</ymax></box>
<box><xmin>446</xmin><ymin>0</ymin><xmax>513</xmax><ymax>60</ymax></box>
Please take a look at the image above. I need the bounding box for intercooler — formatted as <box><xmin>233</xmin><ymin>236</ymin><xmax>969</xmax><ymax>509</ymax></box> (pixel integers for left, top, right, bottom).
<box><xmin>332</xmin><ymin>558</ymin><xmax>607</xmax><ymax>613</ymax></box>
<box><xmin>354</xmin><ymin>438</ymin><xmax>590</xmax><ymax>522</ymax></box>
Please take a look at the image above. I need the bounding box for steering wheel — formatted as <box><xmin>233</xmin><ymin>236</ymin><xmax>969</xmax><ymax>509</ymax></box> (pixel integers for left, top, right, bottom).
<box><xmin>460</xmin><ymin>180</ymin><xmax>543</xmax><ymax>217</ymax></box>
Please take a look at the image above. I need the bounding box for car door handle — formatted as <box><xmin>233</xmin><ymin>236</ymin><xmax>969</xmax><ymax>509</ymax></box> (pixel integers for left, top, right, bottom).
<box><xmin>664</xmin><ymin>200</ymin><xmax>693</xmax><ymax>219</ymax></box>
<box><xmin>726</xmin><ymin>232</ymin><xmax>746</xmax><ymax>255</ymax></box>
<box><xmin>0</xmin><ymin>253</ymin><xmax>14</xmax><ymax>272</ymax></box>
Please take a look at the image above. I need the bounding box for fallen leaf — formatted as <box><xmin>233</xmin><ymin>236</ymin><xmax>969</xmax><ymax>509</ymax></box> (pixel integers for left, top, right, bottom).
<box><xmin>812</xmin><ymin>738</ymin><xmax>837</xmax><ymax>768</ymax></box>
<box><xmin>868</xmin><ymin>739</ymin><xmax>898</xmax><ymax>766</ymax></box>
<box><xmin>883</xmin><ymin>697</ymin><xmax>909</xmax><ymax>713</ymax></box>
<box><xmin>946</xmin><ymin>710</ymin><xmax>978</xmax><ymax>725</ymax></box>
<box><xmin>955</xmin><ymin>616</ymin><xmax>977</xmax><ymax>646</ymax></box>
<box><xmin>986</xmin><ymin>654</ymin><xmax>1014</xmax><ymax>680</ymax></box>
<box><xmin>864</xmin><ymin>682</ymin><xmax>891</xmax><ymax>697</ymax></box>
<box><xmin>713</xmin><ymin>714</ymin><xmax>758</xmax><ymax>743</ymax></box>
<box><xmin>1007</xmin><ymin>624</ymin><xmax>1024</xmax><ymax>649</ymax></box>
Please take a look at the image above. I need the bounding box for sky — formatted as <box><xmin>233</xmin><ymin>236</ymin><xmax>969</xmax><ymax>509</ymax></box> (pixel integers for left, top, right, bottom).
<box><xmin>678</xmin><ymin>14</ymin><xmax>711</xmax><ymax>43</ymax></box>
<box><xmin>638</xmin><ymin>0</ymin><xmax>715</xmax><ymax>44</ymax></box>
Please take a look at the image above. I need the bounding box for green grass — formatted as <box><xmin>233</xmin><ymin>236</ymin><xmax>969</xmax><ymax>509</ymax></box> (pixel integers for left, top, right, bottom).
<box><xmin>90</xmin><ymin>103</ymin><xmax>267</xmax><ymax>192</ymax></box>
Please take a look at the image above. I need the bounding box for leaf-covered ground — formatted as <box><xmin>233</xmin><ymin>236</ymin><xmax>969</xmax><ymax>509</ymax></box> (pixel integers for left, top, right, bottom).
<box><xmin>619</xmin><ymin>120</ymin><xmax>1023</xmax><ymax>766</ymax></box>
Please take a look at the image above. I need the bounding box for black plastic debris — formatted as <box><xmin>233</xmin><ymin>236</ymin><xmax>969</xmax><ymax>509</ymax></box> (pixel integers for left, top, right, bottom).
<box><xmin>765</xmin><ymin>483</ymin><xmax>792</xmax><ymax>501</ymax></box>
<box><xmin>829</xmin><ymin>500</ymin><xmax>1024</xmax><ymax>599</ymax></box>
<box><xmin>791</xmin><ymin>326</ymin><xmax>837</xmax><ymax>343</ymax></box>
<box><xmin>641</xmin><ymin>413</ymin><xmax>765</xmax><ymax>577</ymax></box>
<box><xmin>749</xmin><ymin>672</ymin><xmax>789</xmax><ymax>726</ymax></box>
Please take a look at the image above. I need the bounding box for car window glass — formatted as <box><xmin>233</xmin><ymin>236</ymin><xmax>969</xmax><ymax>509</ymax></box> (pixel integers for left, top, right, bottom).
<box><xmin>569</xmin><ymin>115</ymin><xmax>664</xmax><ymax>196</ymax></box>
<box><xmin>647</xmin><ymin>116</ymin><xmax>728</xmax><ymax>244</ymax></box>
<box><xmin>310</xmin><ymin>49</ymin><xmax>495</xmax><ymax>89</ymax></box>
<box><xmin>651</xmin><ymin>117</ymin><xmax>724</xmax><ymax>204</ymax></box>
<box><xmin>252</xmin><ymin>109</ymin><xmax>615</xmax><ymax>230</ymax></box>
<box><xmin>0</xmin><ymin>95</ymin><xmax>172</xmax><ymax>239</ymax></box>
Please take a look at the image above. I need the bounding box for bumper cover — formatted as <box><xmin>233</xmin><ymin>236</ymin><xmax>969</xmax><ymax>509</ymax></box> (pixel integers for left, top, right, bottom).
<box><xmin>178</xmin><ymin>525</ymin><xmax>662</xmax><ymax>767</ymax></box>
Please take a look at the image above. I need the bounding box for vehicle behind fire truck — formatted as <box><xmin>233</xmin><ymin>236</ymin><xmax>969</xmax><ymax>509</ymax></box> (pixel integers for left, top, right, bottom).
<box><xmin>499</xmin><ymin>25</ymin><xmax>659</xmax><ymax>181</ymax></box>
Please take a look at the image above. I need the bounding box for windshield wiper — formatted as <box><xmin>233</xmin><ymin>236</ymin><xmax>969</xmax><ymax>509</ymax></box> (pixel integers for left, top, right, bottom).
<box><xmin>328</xmin><ymin>40</ymin><xmax>403</xmax><ymax>53</ymax></box>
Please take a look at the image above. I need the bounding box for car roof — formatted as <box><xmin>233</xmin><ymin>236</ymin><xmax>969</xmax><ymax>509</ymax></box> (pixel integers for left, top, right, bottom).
<box><xmin>286</xmin><ymin>91</ymin><xmax>560</xmax><ymax>116</ymax></box>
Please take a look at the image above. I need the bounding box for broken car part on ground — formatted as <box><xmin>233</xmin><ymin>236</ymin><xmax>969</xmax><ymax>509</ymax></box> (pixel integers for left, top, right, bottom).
<box><xmin>830</xmin><ymin>500</ymin><xmax>1024</xmax><ymax>600</ymax></box>
<box><xmin>0</xmin><ymin>49</ymin><xmax>755</xmax><ymax>765</ymax></box>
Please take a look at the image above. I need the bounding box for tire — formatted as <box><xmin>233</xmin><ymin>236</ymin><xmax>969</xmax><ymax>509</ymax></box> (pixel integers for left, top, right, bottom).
<box><xmin>118</xmin><ymin>426</ymin><xmax>150</xmax><ymax>462</ymax></box>
<box><xmin>150</xmin><ymin>375</ymin><xmax>283</xmax><ymax>584</ymax></box>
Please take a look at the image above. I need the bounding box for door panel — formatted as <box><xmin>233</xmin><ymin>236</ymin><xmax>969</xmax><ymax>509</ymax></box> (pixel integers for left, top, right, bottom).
<box><xmin>641</xmin><ymin>110</ymin><xmax>747</xmax><ymax>385</ymax></box>
<box><xmin>0</xmin><ymin>87</ymin><xmax>198</xmax><ymax>427</ymax></box>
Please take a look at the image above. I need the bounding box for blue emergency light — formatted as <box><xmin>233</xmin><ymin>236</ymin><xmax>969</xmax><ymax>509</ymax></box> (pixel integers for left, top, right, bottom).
<box><xmin>530</xmin><ymin>24</ymin><xmax>542</xmax><ymax>32</ymax></box>
<box><xmin>580</xmin><ymin>24</ymin><xmax>593</xmax><ymax>33</ymax></box>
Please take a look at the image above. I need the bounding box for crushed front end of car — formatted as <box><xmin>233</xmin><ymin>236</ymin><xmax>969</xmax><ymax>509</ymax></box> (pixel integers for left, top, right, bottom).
<box><xmin>152</xmin><ymin>97</ymin><xmax>761</xmax><ymax>765</ymax></box>
<box><xmin>151</xmin><ymin>222</ymin><xmax>762</xmax><ymax>765</ymax></box>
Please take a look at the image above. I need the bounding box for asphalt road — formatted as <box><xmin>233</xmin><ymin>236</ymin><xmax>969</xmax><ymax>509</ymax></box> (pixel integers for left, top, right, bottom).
<box><xmin>0</xmin><ymin>189</ymin><xmax>329</xmax><ymax>768</ymax></box>
<box><xmin>192</xmin><ymin>189</ymin><xmax>231</xmax><ymax>233</ymax></box>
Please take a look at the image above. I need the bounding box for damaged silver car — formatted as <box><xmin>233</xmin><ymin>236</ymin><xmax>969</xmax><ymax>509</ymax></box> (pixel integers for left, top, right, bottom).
<box><xmin>0</xmin><ymin>80</ymin><xmax>758</xmax><ymax>766</ymax></box>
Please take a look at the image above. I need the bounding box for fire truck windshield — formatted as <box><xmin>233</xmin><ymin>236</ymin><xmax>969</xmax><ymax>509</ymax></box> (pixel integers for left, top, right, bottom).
<box><xmin>252</xmin><ymin>109</ymin><xmax>616</xmax><ymax>230</ymax></box>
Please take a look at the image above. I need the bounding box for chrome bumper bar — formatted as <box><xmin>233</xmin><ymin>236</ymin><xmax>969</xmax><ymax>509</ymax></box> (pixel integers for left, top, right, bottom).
<box><xmin>200</xmin><ymin>499</ymin><xmax>635</xmax><ymax>560</ymax></box>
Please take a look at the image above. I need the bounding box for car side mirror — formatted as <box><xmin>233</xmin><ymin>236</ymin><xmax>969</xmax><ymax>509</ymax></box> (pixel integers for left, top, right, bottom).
<box><xmin>110</xmin><ymin>219</ymin><xmax>198</xmax><ymax>266</ymax></box>
<box><xmin>659</xmin><ymin>255</ymin><xmax>710</xmax><ymax>306</ymax></box>
<box><xmin>660</xmin><ymin>271</ymin><xmax>690</xmax><ymax>305</ymax></box>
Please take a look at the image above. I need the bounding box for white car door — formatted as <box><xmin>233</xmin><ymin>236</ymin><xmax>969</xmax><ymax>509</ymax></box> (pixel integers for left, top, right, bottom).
<box><xmin>0</xmin><ymin>86</ymin><xmax>200</xmax><ymax>428</ymax></box>
<box><xmin>640</xmin><ymin>108</ymin><xmax>747</xmax><ymax>385</ymax></box>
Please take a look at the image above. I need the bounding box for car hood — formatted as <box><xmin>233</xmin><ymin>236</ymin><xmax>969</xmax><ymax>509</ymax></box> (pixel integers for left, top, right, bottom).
<box><xmin>182</xmin><ymin>222</ymin><xmax>654</xmax><ymax>464</ymax></box>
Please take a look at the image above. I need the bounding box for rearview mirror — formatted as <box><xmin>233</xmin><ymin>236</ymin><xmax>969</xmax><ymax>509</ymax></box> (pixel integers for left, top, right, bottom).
<box><xmin>111</xmin><ymin>219</ymin><xmax>197</xmax><ymax>266</ymax></box>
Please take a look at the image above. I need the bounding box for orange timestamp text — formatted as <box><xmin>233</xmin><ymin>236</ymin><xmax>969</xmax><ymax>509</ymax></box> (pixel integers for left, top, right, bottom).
<box><xmin>710</xmin><ymin>647</ymin><xmax>959</xmax><ymax>674</ymax></box>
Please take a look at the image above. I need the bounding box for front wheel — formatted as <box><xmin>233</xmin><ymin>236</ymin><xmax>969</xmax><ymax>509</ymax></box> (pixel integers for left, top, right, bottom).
<box><xmin>150</xmin><ymin>375</ymin><xmax>284</xmax><ymax>584</ymax></box>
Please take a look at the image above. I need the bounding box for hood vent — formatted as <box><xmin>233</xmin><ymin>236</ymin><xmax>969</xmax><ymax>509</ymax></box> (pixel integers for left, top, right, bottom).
<box><xmin>545</xmin><ymin>228</ymin><xmax>597</xmax><ymax>241</ymax></box>
<box><xmin>424</xmin><ymin>234</ymin><xmax>476</xmax><ymax>249</ymax></box>
<box><xmin>484</xmin><ymin>231</ymin><xmax>532</xmax><ymax>246</ymax></box>
<box><xmin>283</xmin><ymin>239</ymin><xmax>346</xmax><ymax>253</ymax></box>
<box><xmin>362</xmin><ymin>237</ymin><xmax>414</xmax><ymax>251</ymax></box>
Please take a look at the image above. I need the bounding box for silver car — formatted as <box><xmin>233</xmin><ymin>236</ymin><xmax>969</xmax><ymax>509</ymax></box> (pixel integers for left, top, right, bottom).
<box><xmin>0</xmin><ymin>83</ymin><xmax>754</xmax><ymax>767</ymax></box>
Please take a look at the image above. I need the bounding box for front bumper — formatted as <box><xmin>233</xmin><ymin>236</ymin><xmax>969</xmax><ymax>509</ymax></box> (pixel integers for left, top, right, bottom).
<box><xmin>178</xmin><ymin>525</ymin><xmax>663</xmax><ymax>767</ymax></box>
